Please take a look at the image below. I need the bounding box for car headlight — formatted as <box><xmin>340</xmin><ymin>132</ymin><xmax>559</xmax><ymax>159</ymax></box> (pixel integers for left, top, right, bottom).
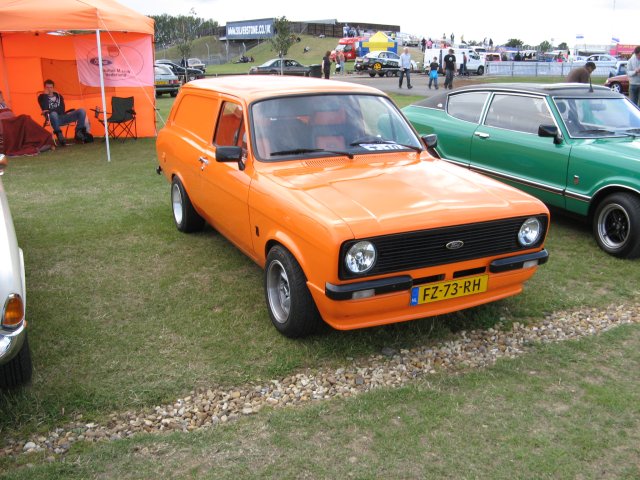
<box><xmin>518</xmin><ymin>217</ymin><xmax>542</xmax><ymax>247</ymax></box>
<box><xmin>345</xmin><ymin>241</ymin><xmax>377</xmax><ymax>274</ymax></box>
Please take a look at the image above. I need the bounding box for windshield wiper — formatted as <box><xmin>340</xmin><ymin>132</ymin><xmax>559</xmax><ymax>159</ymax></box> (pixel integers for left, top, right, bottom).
<box><xmin>578</xmin><ymin>128</ymin><xmax>616</xmax><ymax>135</ymax></box>
<box><xmin>270</xmin><ymin>148</ymin><xmax>354</xmax><ymax>159</ymax></box>
<box><xmin>350</xmin><ymin>138</ymin><xmax>422</xmax><ymax>153</ymax></box>
<box><xmin>622</xmin><ymin>128</ymin><xmax>640</xmax><ymax>134</ymax></box>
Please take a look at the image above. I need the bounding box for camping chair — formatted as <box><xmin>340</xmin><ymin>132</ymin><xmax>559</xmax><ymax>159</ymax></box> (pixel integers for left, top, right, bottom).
<box><xmin>94</xmin><ymin>96</ymin><xmax>137</xmax><ymax>142</ymax></box>
<box><xmin>41</xmin><ymin>110</ymin><xmax>77</xmax><ymax>145</ymax></box>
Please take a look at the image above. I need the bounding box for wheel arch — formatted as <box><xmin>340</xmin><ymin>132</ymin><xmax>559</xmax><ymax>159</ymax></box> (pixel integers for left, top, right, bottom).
<box><xmin>588</xmin><ymin>185</ymin><xmax>640</xmax><ymax>222</ymax></box>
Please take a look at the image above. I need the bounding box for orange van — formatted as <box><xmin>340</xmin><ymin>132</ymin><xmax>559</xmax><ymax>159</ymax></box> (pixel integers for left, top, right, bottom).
<box><xmin>156</xmin><ymin>76</ymin><xmax>549</xmax><ymax>337</ymax></box>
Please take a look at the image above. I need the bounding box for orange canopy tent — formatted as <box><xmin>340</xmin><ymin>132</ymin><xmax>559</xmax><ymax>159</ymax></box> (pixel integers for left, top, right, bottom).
<box><xmin>0</xmin><ymin>0</ymin><xmax>156</xmax><ymax>160</ymax></box>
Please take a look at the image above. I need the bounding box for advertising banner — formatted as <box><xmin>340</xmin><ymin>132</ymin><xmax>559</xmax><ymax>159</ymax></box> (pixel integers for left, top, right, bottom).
<box><xmin>74</xmin><ymin>36</ymin><xmax>153</xmax><ymax>87</ymax></box>
<box><xmin>226</xmin><ymin>18</ymin><xmax>274</xmax><ymax>40</ymax></box>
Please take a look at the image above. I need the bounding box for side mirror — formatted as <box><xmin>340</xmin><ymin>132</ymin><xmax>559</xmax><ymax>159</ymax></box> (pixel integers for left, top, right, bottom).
<box><xmin>538</xmin><ymin>125</ymin><xmax>562</xmax><ymax>145</ymax></box>
<box><xmin>421</xmin><ymin>134</ymin><xmax>440</xmax><ymax>158</ymax></box>
<box><xmin>216</xmin><ymin>146</ymin><xmax>245</xmax><ymax>171</ymax></box>
<box><xmin>0</xmin><ymin>154</ymin><xmax>7</xmax><ymax>176</ymax></box>
<box><xmin>422</xmin><ymin>134</ymin><xmax>438</xmax><ymax>149</ymax></box>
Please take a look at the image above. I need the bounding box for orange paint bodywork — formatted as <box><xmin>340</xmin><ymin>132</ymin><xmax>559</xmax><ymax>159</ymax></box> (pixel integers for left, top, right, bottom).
<box><xmin>156</xmin><ymin>76</ymin><xmax>550</xmax><ymax>331</ymax></box>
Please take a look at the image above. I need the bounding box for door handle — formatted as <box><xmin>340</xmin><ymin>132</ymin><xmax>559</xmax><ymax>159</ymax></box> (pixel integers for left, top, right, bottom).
<box><xmin>198</xmin><ymin>156</ymin><xmax>209</xmax><ymax>170</ymax></box>
<box><xmin>474</xmin><ymin>132</ymin><xmax>490</xmax><ymax>139</ymax></box>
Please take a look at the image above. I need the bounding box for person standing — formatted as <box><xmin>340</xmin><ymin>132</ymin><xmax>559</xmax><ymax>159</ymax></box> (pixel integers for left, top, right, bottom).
<box><xmin>461</xmin><ymin>52</ymin><xmax>468</xmax><ymax>76</ymax></box>
<box><xmin>398</xmin><ymin>47</ymin><xmax>413</xmax><ymax>89</ymax></box>
<box><xmin>566</xmin><ymin>61</ymin><xmax>596</xmax><ymax>83</ymax></box>
<box><xmin>322</xmin><ymin>51</ymin><xmax>331</xmax><ymax>79</ymax></box>
<box><xmin>428</xmin><ymin>57</ymin><xmax>439</xmax><ymax>90</ymax></box>
<box><xmin>628</xmin><ymin>46</ymin><xmax>640</xmax><ymax>106</ymax></box>
<box><xmin>443</xmin><ymin>49</ymin><xmax>457</xmax><ymax>89</ymax></box>
<box><xmin>337</xmin><ymin>50</ymin><xmax>346</xmax><ymax>75</ymax></box>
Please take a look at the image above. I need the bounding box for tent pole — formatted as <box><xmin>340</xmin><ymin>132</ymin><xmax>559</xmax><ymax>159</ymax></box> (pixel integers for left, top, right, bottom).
<box><xmin>96</xmin><ymin>29</ymin><xmax>111</xmax><ymax>162</ymax></box>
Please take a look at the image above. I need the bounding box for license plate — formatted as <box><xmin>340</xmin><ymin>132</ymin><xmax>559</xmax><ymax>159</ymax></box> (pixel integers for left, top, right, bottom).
<box><xmin>410</xmin><ymin>275</ymin><xmax>488</xmax><ymax>305</ymax></box>
<box><xmin>156</xmin><ymin>80</ymin><xmax>168</xmax><ymax>85</ymax></box>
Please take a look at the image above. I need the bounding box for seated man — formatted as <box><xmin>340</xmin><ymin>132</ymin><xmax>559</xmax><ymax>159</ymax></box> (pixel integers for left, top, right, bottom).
<box><xmin>37</xmin><ymin>79</ymin><xmax>93</xmax><ymax>145</ymax></box>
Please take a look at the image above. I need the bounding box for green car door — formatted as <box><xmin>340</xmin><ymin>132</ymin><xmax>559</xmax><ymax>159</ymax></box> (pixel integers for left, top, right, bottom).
<box><xmin>407</xmin><ymin>92</ymin><xmax>489</xmax><ymax>167</ymax></box>
<box><xmin>468</xmin><ymin>93</ymin><xmax>572</xmax><ymax>209</ymax></box>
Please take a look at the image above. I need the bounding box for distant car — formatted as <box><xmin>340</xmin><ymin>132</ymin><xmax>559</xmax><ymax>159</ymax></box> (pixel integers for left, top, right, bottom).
<box><xmin>355</xmin><ymin>51</ymin><xmax>418</xmax><ymax>77</ymax></box>
<box><xmin>154</xmin><ymin>64</ymin><xmax>180</xmax><ymax>97</ymax></box>
<box><xmin>0</xmin><ymin>155</ymin><xmax>32</xmax><ymax>389</ymax></box>
<box><xmin>249</xmin><ymin>58</ymin><xmax>312</xmax><ymax>76</ymax></box>
<box><xmin>604</xmin><ymin>73</ymin><xmax>629</xmax><ymax>94</ymax></box>
<box><xmin>155</xmin><ymin>76</ymin><xmax>549</xmax><ymax>337</ymax></box>
<box><xmin>585</xmin><ymin>53</ymin><xmax>618</xmax><ymax>64</ymax></box>
<box><xmin>608</xmin><ymin>60</ymin><xmax>627</xmax><ymax>78</ymax></box>
<box><xmin>154</xmin><ymin>60</ymin><xmax>205</xmax><ymax>81</ymax></box>
<box><xmin>484</xmin><ymin>53</ymin><xmax>502</xmax><ymax>62</ymax></box>
<box><xmin>187</xmin><ymin>57</ymin><xmax>206</xmax><ymax>71</ymax></box>
<box><xmin>404</xmin><ymin>83</ymin><xmax>640</xmax><ymax>258</ymax></box>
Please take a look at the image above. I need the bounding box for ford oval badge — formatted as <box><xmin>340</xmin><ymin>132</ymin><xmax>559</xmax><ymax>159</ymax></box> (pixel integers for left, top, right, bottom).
<box><xmin>446</xmin><ymin>240</ymin><xmax>464</xmax><ymax>250</ymax></box>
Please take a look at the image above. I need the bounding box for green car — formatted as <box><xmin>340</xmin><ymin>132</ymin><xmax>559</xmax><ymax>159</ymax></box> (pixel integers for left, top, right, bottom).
<box><xmin>404</xmin><ymin>83</ymin><xmax>640</xmax><ymax>259</ymax></box>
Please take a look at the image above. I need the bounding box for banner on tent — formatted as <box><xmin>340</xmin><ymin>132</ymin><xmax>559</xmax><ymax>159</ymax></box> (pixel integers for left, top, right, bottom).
<box><xmin>74</xmin><ymin>36</ymin><xmax>153</xmax><ymax>87</ymax></box>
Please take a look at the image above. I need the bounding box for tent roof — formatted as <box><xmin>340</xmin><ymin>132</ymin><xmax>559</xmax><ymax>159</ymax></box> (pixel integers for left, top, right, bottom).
<box><xmin>0</xmin><ymin>0</ymin><xmax>154</xmax><ymax>35</ymax></box>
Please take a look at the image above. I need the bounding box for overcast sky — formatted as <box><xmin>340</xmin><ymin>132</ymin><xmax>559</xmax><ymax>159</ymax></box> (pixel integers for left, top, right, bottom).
<box><xmin>124</xmin><ymin>0</ymin><xmax>638</xmax><ymax>47</ymax></box>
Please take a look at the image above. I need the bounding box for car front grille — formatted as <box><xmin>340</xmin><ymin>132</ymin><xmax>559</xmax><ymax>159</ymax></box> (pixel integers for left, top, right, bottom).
<box><xmin>339</xmin><ymin>215</ymin><xmax>547</xmax><ymax>280</ymax></box>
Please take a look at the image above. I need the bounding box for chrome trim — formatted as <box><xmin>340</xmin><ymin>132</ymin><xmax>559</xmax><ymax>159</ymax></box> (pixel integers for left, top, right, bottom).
<box><xmin>0</xmin><ymin>323</ymin><xmax>26</xmax><ymax>365</ymax></box>
<box><xmin>466</xmin><ymin>163</ymin><xmax>565</xmax><ymax>195</ymax></box>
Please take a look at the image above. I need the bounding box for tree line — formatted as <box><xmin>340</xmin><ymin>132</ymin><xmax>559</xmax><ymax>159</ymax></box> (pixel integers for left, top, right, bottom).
<box><xmin>151</xmin><ymin>11</ymin><xmax>219</xmax><ymax>55</ymax></box>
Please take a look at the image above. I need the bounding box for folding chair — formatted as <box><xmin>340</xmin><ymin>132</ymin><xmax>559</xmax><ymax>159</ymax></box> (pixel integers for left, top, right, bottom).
<box><xmin>42</xmin><ymin>110</ymin><xmax>77</xmax><ymax>146</ymax></box>
<box><xmin>95</xmin><ymin>97</ymin><xmax>137</xmax><ymax>142</ymax></box>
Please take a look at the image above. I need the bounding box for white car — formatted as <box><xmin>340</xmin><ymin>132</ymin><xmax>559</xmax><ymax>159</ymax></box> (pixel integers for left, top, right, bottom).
<box><xmin>187</xmin><ymin>58</ymin><xmax>206</xmax><ymax>71</ymax></box>
<box><xmin>0</xmin><ymin>154</ymin><xmax>31</xmax><ymax>389</ymax></box>
<box><xmin>584</xmin><ymin>54</ymin><xmax>618</xmax><ymax>68</ymax></box>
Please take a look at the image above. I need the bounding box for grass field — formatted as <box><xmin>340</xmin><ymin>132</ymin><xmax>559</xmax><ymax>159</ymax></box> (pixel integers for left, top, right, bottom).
<box><xmin>0</xmin><ymin>79</ymin><xmax>637</xmax><ymax>478</ymax></box>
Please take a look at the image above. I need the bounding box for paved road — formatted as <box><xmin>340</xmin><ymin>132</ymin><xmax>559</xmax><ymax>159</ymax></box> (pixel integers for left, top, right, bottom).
<box><xmin>332</xmin><ymin>71</ymin><xmax>475</xmax><ymax>98</ymax></box>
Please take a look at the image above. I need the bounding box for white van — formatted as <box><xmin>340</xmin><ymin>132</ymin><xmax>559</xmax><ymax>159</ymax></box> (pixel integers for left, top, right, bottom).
<box><xmin>423</xmin><ymin>47</ymin><xmax>485</xmax><ymax>75</ymax></box>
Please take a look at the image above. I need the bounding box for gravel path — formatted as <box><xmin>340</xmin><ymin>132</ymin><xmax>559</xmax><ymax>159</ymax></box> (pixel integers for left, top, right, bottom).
<box><xmin>3</xmin><ymin>303</ymin><xmax>639</xmax><ymax>458</ymax></box>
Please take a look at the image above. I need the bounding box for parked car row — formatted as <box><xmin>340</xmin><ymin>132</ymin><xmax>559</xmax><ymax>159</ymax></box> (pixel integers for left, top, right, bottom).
<box><xmin>155</xmin><ymin>59</ymin><xmax>206</xmax><ymax>82</ymax></box>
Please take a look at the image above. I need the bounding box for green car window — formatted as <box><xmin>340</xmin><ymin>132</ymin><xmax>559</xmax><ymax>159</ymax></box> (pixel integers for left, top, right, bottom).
<box><xmin>447</xmin><ymin>92</ymin><xmax>489</xmax><ymax>123</ymax></box>
<box><xmin>485</xmin><ymin>94</ymin><xmax>553</xmax><ymax>134</ymax></box>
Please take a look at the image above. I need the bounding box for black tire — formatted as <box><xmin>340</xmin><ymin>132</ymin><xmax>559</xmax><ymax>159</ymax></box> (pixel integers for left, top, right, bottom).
<box><xmin>170</xmin><ymin>91</ymin><xmax>178</xmax><ymax>97</ymax></box>
<box><xmin>0</xmin><ymin>334</ymin><xmax>32</xmax><ymax>389</ymax></box>
<box><xmin>378</xmin><ymin>72</ymin><xmax>385</xmax><ymax>77</ymax></box>
<box><xmin>477</xmin><ymin>66</ymin><xmax>484</xmax><ymax>75</ymax></box>
<box><xmin>369</xmin><ymin>72</ymin><xmax>376</xmax><ymax>78</ymax></box>
<box><xmin>609</xmin><ymin>82</ymin><xmax>622</xmax><ymax>93</ymax></box>
<box><xmin>171</xmin><ymin>177</ymin><xmax>204</xmax><ymax>233</ymax></box>
<box><xmin>264</xmin><ymin>245</ymin><xmax>322</xmax><ymax>338</ymax></box>
<box><xmin>593</xmin><ymin>192</ymin><xmax>640</xmax><ymax>258</ymax></box>
<box><xmin>155</xmin><ymin>92</ymin><xmax>162</xmax><ymax>98</ymax></box>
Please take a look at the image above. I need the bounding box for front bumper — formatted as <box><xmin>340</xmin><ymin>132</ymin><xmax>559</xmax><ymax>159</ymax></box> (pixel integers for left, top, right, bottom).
<box><xmin>325</xmin><ymin>249</ymin><xmax>549</xmax><ymax>301</ymax></box>
<box><xmin>0</xmin><ymin>323</ymin><xmax>27</xmax><ymax>366</ymax></box>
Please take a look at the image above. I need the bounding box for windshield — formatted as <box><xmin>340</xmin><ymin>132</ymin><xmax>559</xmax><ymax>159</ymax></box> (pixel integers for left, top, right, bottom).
<box><xmin>251</xmin><ymin>94</ymin><xmax>422</xmax><ymax>161</ymax></box>
<box><xmin>554</xmin><ymin>97</ymin><xmax>640</xmax><ymax>138</ymax></box>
